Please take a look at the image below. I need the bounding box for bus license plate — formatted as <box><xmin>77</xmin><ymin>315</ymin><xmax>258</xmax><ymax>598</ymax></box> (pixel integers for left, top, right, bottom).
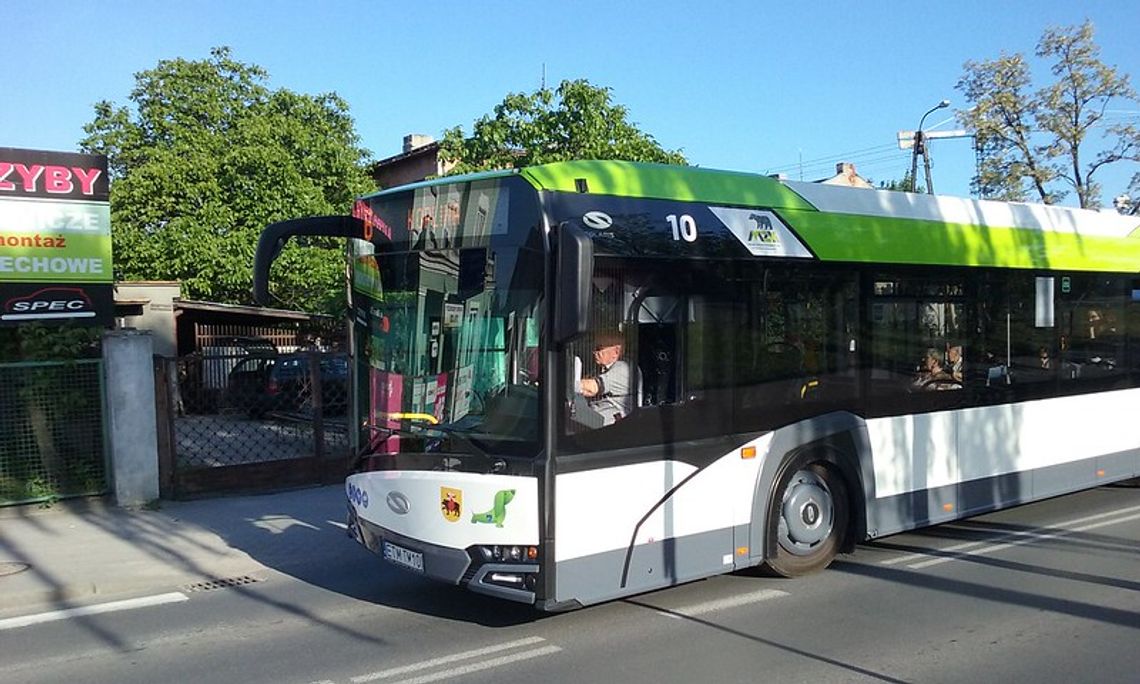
<box><xmin>383</xmin><ymin>541</ymin><xmax>424</xmax><ymax>573</ymax></box>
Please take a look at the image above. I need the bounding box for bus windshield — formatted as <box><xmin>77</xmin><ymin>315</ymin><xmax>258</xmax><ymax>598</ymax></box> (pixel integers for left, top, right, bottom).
<box><xmin>351</xmin><ymin>180</ymin><xmax>544</xmax><ymax>460</ymax></box>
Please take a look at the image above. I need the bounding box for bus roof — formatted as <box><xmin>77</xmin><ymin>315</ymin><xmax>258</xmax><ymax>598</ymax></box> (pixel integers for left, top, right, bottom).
<box><xmin>520</xmin><ymin>160</ymin><xmax>817</xmax><ymax>211</ymax></box>
<box><xmin>520</xmin><ymin>160</ymin><xmax>1140</xmax><ymax>272</ymax></box>
<box><xmin>364</xmin><ymin>160</ymin><xmax>1140</xmax><ymax>272</ymax></box>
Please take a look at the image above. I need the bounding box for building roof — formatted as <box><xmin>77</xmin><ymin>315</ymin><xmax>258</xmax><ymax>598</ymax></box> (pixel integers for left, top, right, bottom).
<box><xmin>175</xmin><ymin>299</ymin><xmax>331</xmax><ymax>321</ymax></box>
<box><xmin>370</xmin><ymin>140</ymin><xmax>441</xmax><ymax>171</ymax></box>
<box><xmin>818</xmin><ymin>162</ymin><xmax>873</xmax><ymax>188</ymax></box>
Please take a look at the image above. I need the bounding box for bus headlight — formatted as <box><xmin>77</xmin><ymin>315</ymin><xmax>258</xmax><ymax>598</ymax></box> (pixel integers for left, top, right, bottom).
<box><xmin>474</xmin><ymin>545</ymin><xmax>539</xmax><ymax>563</ymax></box>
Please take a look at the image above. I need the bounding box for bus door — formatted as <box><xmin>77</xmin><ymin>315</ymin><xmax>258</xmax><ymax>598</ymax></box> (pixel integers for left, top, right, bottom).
<box><xmin>866</xmin><ymin>271</ymin><xmax>969</xmax><ymax>526</ymax></box>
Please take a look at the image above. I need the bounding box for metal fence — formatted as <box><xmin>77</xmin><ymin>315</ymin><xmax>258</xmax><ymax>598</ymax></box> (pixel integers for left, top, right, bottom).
<box><xmin>0</xmin><ymin>360</ymin><xmax>107</xmax><ymax>506</ymax></box>
<box><xmin>157</xmin><ymin>351</ymin><xmax>352</xmax><ymax>498</ymax></box>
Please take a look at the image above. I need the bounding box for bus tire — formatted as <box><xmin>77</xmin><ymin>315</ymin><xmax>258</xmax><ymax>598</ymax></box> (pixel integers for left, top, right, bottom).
<box><xmin>765</xmin><ymin>458</ymin><xmax>849</xmax><ymax>577</ymax></box>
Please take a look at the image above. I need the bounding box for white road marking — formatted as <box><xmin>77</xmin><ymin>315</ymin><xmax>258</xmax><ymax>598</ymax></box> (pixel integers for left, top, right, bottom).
<box><xmin>349</xmin><ymin>637</ymin><xmax>548</xmax><ymax>683</ymax></box>
<box><xmin>880</xmin><ymin>503</ymin><xmax>1140</xmax><ymax>567</ymax></box>
<box><xmin>908</xmin><ymin>510</ymin><xmax>1140</xmax><ymax>570</ymax></box>
<box><xmin>391</xmin><ymin>646</ymin><xmax>562</xmax><ymax>684</ymax></box>
<box><xmin>657</xmin><ymin>588</ymin><xmax>788</xmax><ymax>618</ymax></box>
<box><xmin>0</xmin><ymin>591</ymin><xmax>189</xmax><ymax>631</ymax></box>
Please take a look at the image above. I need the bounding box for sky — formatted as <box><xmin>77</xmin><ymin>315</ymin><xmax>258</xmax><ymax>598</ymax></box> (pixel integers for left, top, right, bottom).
<box><xmin>3</xmin><ymin>1</ymin><xmax>1138</xmax><ymax>207</ymax></box>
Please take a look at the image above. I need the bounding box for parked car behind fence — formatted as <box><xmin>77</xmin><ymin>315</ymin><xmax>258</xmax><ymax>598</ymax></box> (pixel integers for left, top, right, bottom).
<box><xmin>226</xmin><ymin>352</ymin><xmax>348</xmax><ymax>419</ymax></box>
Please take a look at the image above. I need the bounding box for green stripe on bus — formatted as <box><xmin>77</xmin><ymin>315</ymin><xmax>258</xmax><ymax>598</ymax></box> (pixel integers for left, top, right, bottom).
<box><xmin>520</xmin><ymin>161</ymin><xmax>817</xmax><ymax>211</ymax></box>
<box><xmin>788</xmin><ymin>210</ymin><xmax>1140</xmax><ymax>271</ymax></box>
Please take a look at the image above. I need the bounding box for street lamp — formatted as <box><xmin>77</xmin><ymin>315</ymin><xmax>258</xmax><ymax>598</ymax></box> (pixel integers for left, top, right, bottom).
<box><xmin>910</xmin><ymin>99</ymin><xmax>950</xmax><ymax>194</ymax></box>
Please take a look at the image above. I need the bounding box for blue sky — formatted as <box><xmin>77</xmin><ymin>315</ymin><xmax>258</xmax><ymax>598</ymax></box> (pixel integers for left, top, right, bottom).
<box><xmin>3</xmin><ymin>1</ymin><xmax>1137</xmax><ymax>206</ymax></box>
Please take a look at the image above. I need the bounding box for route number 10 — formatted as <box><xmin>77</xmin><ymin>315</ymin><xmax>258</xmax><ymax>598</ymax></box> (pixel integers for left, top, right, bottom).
<box><xmin>666</xmin><ymin>214</ymin><xmax>698</xmax><ymax>242</ymax></box>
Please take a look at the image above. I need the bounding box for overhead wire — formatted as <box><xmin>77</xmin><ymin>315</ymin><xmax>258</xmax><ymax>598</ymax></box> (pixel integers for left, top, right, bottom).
<box><xmin>767</xmin><ymin>148</ymin><xmax>911</xmax><ymax>181</ymax></box>
<box><xmin>763</xmin><ymin>142</ymin><xmax>896</xmax><ymax>177</ymax></box>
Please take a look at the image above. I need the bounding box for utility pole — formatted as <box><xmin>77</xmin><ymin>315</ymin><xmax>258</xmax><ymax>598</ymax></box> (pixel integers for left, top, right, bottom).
<box><xmin>898</xmin><ymin>101</ymin><xmax>976</xmax><ymax>195</ymax></box>
<box><xmin>910</xmin><ymin>99</ymin><xmax>949</xmax><ymax>194</ymax></box>
<box><xmin>921</xmin><ymin>132</ymin><xmax>936</xmax><ymax>194</ymax></box>
<box><xmin>910</xmin><ymin>131</ymin><xmax>924</xmax><ymax>193</ymax></box>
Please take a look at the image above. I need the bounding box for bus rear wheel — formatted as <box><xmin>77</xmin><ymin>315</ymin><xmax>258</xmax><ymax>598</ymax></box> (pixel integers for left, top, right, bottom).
<box><xmin>766</xmin><ymin>461</ymin><xmax>849</xmax><ymax>577</ymax></box>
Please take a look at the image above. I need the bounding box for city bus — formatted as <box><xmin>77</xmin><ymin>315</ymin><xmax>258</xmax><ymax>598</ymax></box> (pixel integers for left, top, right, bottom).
<box><xmin>253</xmin><ymin>160</ymin><xmax>1140</xmax><ymax>610</ymax></box>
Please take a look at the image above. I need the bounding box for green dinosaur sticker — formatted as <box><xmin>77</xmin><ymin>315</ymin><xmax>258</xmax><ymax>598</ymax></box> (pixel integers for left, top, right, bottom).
<box><xmin>471</xmin><ymin>489</ymin><xmax>515</xmax><ymax>527</ymax></box>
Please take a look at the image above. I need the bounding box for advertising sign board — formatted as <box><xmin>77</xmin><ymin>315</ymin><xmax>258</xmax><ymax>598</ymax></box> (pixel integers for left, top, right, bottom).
<box><xmin>0</xmin><ymin>147</ymin><xmax>112</xmax><ymax>326</ymax></box>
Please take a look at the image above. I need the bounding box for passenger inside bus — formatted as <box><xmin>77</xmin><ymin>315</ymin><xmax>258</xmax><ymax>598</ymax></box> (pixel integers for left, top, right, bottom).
<box><xmin>911</xmin><ymin>347</ymin><xmax>960</xmax><ymax>391</ymax></box>
<box><xmin>946</xmin><ymin>343</ymin><xmax>964</xmax><ymax>383</ymax></box>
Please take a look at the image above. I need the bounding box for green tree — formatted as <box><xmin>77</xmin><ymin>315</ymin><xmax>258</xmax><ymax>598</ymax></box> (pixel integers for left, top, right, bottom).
<box><xmin>80</xmin><ymin>47</ymin><xmax>374</xmax><ymax>312</ymax></box>
<box><xmin>957</xmin><ymin>53</ymin><xmax>1057</xmax><ymax>202</ymax></box>
<box><xmin>439</xmin><ymin>79</ymin><xmax>686</xmax><ymax>173</ymax></box>
<box><xmin>877</xmin><ymin>170</ymin><xmax>923</xmax><ymax>193</ymax></box>
<box><xmin>956</xmin><ymin>22</ymin><xmax>1138</xmax><ymax>208</ymax></box>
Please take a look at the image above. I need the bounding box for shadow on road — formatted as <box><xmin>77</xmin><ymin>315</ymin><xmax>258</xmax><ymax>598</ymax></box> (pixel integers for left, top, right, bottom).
<box><xmin>109</xmin><ymin>485</ymin><xmax>541</xmax><ymax>629</ymax></box>
<box><xmin>1</xmin><ymin>484</ymin><xmax>541</xmax><ymax>655</ymax></box>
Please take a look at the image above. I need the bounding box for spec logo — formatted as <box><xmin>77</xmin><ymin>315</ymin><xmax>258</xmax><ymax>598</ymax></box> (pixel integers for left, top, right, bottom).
<box><xmin>347</xmin><ymin>482</ymin><xmax>369</xmax><ymax>509</ymax></box>
<box><xmin>2</xmin><ymin>286</ymin><xmax>94</xmax><ymax>321</ymax></box>
<box><xmin>581</xmin><ymin>210</ymin><xmax>613</xmax><ymax>231</ymax></box>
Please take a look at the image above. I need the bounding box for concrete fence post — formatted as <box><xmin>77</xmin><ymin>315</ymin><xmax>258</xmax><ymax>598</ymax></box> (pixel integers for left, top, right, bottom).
<box><xmin>102</xmin><ymin>329</ymin><xmax>160</xmax><ymax>506</ymax></box>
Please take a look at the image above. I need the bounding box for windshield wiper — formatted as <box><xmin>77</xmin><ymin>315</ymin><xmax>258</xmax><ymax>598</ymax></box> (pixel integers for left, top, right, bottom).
<box><xmin>408</xmin><ymin>421</ymin><xmax>492</xmax><ymax>460</ymax></box>
<box><xmin>350</xmin><ymin>422</ymin><xmax>424</xmax><ymax>470</ymax></box>
<box><xmin>361</xmin><ymin>414</ymin><xmax>493</xmax><ymax>461</ymax></box>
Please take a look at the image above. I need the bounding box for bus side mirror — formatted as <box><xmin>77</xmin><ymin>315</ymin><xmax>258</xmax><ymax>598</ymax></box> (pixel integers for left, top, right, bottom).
<box><xmin>253</xmin><ymin>215</ymin><xmax>379</xmax><ymax>305</ymax></box>
<box><xmin>554</xmin><ymin>222</ymin><xmax>593</xmax><ymax>344</ymax></box>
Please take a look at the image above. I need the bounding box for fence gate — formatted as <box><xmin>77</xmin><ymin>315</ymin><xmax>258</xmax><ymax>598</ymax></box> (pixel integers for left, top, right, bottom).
<box><xmin>155</xmin><ymin>351</ymin><xmax>352</xmax><ymax>499</ymax></box>
<box><xmin>0</xmin><ymin>360</ymin><xmax>108</xmax><ymax>506</ymax></box>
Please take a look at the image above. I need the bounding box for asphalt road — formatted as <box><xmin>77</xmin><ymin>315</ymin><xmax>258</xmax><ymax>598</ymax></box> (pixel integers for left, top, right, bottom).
<box><xmin>3</xmin><ymin>485</ymin><xmax>1138</xmax><ymax>684</ymax></box>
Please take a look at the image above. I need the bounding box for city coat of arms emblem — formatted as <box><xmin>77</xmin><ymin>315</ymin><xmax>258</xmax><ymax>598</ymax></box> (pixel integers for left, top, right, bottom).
<box><xmin>440</xmin><ymin>487</ymin><xmax>462</xmax><ymax>522</ymax></box>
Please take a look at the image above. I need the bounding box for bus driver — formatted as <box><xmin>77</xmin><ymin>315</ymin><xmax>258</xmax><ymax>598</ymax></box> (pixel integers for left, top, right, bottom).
<box><xmin>578</xmin><ymin>331</ymin><xmax>635</xmax><ymax>425</ymax></box>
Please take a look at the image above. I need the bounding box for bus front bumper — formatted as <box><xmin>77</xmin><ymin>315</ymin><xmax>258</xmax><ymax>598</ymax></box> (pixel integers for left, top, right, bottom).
<box><xmin>347</xmin><ymin>504</ymin><xmax>539</xmax><ymax>605</ymax></box>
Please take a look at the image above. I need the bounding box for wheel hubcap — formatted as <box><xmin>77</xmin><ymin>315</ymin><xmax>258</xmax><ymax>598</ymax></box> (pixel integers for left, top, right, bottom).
<box><xmin>779</xmin><ymin>469</ymin><xmax>834</xmax><ymax>554</ymax></box>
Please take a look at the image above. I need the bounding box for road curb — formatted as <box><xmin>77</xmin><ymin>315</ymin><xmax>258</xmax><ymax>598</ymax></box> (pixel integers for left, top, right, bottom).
<box><xmin>0</xmin><ymin>561</ymin><xmax>271</xmax><ymax>620</ymax></box>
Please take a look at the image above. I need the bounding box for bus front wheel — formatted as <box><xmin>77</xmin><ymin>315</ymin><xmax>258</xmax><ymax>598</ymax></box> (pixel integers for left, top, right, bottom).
<box><xmin>766</xmin><ymin>460</ymin><xmax>849</xmax><ymax>577</ymax></box>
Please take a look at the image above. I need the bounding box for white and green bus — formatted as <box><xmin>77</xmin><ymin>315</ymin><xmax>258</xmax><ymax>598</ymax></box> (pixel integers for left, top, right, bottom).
<box><xmin>253</xmin><ymin>160</ymin><xmax>1140</xmax><ymax>610</ymax></box>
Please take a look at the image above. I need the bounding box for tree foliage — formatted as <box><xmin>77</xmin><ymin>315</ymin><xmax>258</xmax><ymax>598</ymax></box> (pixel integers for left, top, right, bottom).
<box><xmin>80</xmin><ymin>47</ymin><xmax>374</xmax><ymax>312</ymax></box>
<box><xmin>957</xmin><ymin>53</ymin><xmax>1052</xmax><ymax>202</ymax></box>
<box><xmin>439</xmin><ymin>79</ymin><xmax>686</xmax><ymax>174</ymax></box>
<box><xmin>956</xmin><ymin>22</ymin><xmax>1138</xmax><ymax>208</ymax></box>
<box><xmin>0</xmin><ymin>324</ymin><xmax>101</xmax><ymax>362</ymax></box>
<box><xmin>877</xmin><ymin>170</ymin><xmax>923</xmax><ymax>194</ymax></box>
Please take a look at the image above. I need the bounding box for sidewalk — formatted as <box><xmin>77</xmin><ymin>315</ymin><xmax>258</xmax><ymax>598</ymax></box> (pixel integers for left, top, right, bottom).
<box><xmin>0</xmin><ymin>484</ymin><xmax>361</xmax><ymax>618</ymax></box>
